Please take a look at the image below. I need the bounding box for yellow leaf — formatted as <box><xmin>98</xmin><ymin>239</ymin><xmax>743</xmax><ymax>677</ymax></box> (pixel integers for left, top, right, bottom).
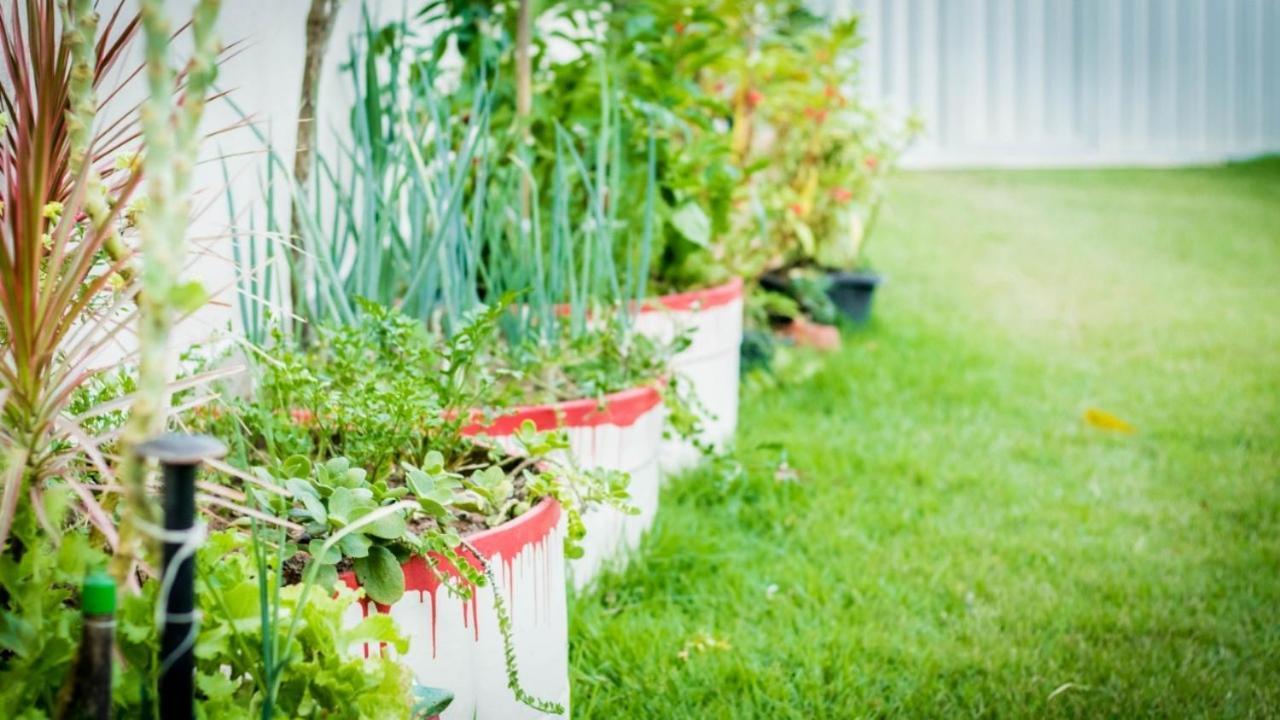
<box><xmin>1083</xmin><ymin>408</ymin><xmax>1136</xmax><ymax>434</ymax></box>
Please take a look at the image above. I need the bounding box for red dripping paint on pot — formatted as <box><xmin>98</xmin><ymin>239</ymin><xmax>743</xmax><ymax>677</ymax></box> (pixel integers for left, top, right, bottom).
<box><xmin>504</xmin><ymin>554</ymin><xmax>516</xmax><ymax>610</ymax></box>
<box><xmin>429</xmin><ymin>589</ymin><xmax>438</xmax><ymax>657</ymax></box>
<box><xmin>339</xmin><ymin>498</ymin><xmax>562</xmax><ymax>656</ymax></box>
<box><xmin>470</xmin><ymin>592</ymin><xmax>480</xmax><ymax>641</ymax></box>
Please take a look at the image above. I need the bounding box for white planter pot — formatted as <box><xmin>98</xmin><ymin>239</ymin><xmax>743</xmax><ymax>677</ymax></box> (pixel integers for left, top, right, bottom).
<box><xmin>464</xmin><ymin>385</ymin><xmax>664</xmax><ymax>590</ymax></box>
<box><xmin>342</xmin><ymin>498</ymin><xmax>569</xmax><ymax>720</ymax></box>
<box><xmin>633</xmin><ymin>278</ymin><xmax>744</xmax><ymax>474</ymax></box>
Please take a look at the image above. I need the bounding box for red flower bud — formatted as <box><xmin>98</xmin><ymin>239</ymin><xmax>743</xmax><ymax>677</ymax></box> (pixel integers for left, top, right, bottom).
<box><xmin>745</xmin><ymin>88</ymin><xmax>763</xmax><ymax>108</ymax></box>
<box><xmin>290</xmin><ymin>408</ymin><xmax>315</xmax><ymax>425</ymax></box>
<box><xmin>864</xmin><ymin>155</ymin><xmax>880</xmax><ymax>171</ymax></box>
<box><xmin>830</xmin><ymin>187</ymin><xmax>854</xmax><ymax>203</ymax></box>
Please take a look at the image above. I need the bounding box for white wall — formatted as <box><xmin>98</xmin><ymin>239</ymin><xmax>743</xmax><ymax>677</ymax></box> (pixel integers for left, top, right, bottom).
<box><xmin>824</xmin><ymin>0</ymin><xmax>1280</xmax><ymax>168</ymax></box>
<box><xmin>110</xmin><ymin>0</ymin><xmax>408</xmax><ymax>345</ymax></box>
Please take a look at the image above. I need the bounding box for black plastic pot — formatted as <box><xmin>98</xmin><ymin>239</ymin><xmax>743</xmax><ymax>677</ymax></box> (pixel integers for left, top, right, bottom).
<box><xmin>824</xmin><ymin>270</ymin><xmax>882</xmax><ymax>323</ymax></box>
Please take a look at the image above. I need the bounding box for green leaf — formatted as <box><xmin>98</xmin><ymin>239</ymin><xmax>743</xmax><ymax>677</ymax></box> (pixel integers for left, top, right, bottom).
<box><xmin>220</xmin><ymin>583</ymin><xmax>261</xmax><ymax>620</ymax></box>
<box><xmin>421</xmin><ymin>450</ymin><xmax>446</xmax><ymax>474</ymax></box>
<box><xmin>197</xmin><ymin>669</ymin><xmax>239</xmax><ymax>702</ymax></box>
<box><xmin>282</xmin><ymin>455</ymin><xmax>312</xmax><ymax>479</ymax></box>
<box><xmin>670</xmin><ymin>201</ymin><xmax>712</xmax><ymax>248</ymax></box>
<box><xmin>329</xmin><ymin>486</ymin><xmax>374</xmax><ymax>525</ymax></box>
<box><xmin>345</xmin><ymin>613</ymin><xmax>409</xmax><ymax>654</ymax></box>
<box><xmin>403</xmin><ymin>467</ymin><xmax>435</xmax><ymax>498</ymax></box>
<box><xmin>308</xmin><ymin>539</ymin><xmax>341</xmax><ymax>565</ymax></box>
<box><xmin>339</xmin><ymin>531</ymin><xmax>373</xmax><ymax>559</ymax></box>
<box><xmin>286</xmin><ymin>479</ymin><xmax>327</xmax><ymax>524</ymax></box>
<box><xmin>364</xmin><ymin>510</ymin><xmax>407</xmax><ymax>541</ymax></box>
<box><xmin>343</xmin><ymin>466</ymin><xmax>368</xmax><ymax>486</ymax></box>
<box><xmin>168</xmin><ymin>280</ymin><xmax>208</xmax><ymax>314</ymax></box>
<box><xmin>417</xmin><ymin>496</ymin><xmax>450</xmax><ymax>520</ymax></box>
<box><xmin>354</xmin><ymin>546</ymin><xmax>405</xmax><ymax>605</ymax></box>
<box><xmin>310</xmin><ymin>561</ymin><xmax>339</xmax><ymax>591</ymax></box>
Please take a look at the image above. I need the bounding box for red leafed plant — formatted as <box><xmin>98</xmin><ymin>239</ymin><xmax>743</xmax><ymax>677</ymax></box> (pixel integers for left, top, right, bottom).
<box><xmin>0</xmin><ymin>0</ymin><xmax>153</xmax><ymax>551</ymax></box>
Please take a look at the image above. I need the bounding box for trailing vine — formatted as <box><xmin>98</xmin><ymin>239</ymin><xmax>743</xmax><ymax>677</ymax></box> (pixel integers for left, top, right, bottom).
<box><xmin>465</xmin><ymin>541</ymin><xmax>566</xmax><ymax>716</ymax></box>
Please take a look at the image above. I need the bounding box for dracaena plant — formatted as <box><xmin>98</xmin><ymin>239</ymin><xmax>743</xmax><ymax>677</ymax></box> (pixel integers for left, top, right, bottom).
<box><xmin>0</xmin><ymin>0</ymin><xmax>150</xmax><ymax>552</ymax></box>
<box><xmin>0</xmin><ymin>0</ymin><xmax>236</xmax><ymax>557</ymax></box>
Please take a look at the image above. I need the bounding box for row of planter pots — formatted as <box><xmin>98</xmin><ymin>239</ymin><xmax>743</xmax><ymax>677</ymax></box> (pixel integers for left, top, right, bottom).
<box><xmin>341</xmin><ymin>278</ymin><xmax>745</xmax><ymax>719</ymax></box>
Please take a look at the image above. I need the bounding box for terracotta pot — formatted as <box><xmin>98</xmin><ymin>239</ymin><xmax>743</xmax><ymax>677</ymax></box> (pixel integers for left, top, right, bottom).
<box><xmin>341</xmin><ymin>498</ymin><xmax>569</xmax><ymax>720</ymax></box>
<box><xmin>463</xmin><ymin>384</ymin><xmax>663</xmax><ymax>589</ymax></box>
<box><xmin>778</xmin><ymin>316</ymin><xmax>841</xmax><ymax>351</ymax></box>
<box><xmin>632</xmin><ymin>277</ymin><xmax>744</xmax><ymax>473</ymax></box>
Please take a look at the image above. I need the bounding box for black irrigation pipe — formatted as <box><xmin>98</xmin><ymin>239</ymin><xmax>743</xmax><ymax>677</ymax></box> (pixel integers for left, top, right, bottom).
<box><xmin>136</xmin><ymin>434</ymin><xmax>226</xmax><ymax>720</ymax></box>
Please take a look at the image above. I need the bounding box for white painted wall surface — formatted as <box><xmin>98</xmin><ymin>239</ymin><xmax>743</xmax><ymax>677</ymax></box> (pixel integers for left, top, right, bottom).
<box><xmin>111</xmin><ymin>0</ymin><xmax>409</xmax><ymax>347</ymax></box>
<box><xmin>822</xmin><ymin>0</ymin><xmax>1280</xmax><ymax>167</ymax></box>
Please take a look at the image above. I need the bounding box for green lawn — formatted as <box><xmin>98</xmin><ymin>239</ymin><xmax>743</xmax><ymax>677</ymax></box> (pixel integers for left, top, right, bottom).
<box><xmin>568</xmin><ymin>160</ymin><xmax>1280</xmax><ymax>718</ymax></box>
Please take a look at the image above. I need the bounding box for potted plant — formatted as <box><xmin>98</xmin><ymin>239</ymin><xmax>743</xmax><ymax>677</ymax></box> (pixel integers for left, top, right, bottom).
<box><xmin>193</xmin><ymin>302</ymin><xmax>621</xmax><ymax>718</ymax></box>
<box><xmin>244</xmin><ymin>17</ymin><xmax>694</xmax><ymax>590</ymax></box>
<box><xmin>427</xmin><ymin>0</ymin><xmax>757</xmax><ymax>473</ymax></box>
<box><xmin>745</xmin><ymin>11</ymin><xmax>919</xmax><ymax>327</ymax></box>
<box><xmin>219</xmin><ymin>23</ymin><xmax>663</xmax><ymax>707</ymax></box>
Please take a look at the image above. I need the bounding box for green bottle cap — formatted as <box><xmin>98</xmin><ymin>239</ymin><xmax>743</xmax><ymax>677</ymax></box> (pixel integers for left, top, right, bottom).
<box><xmin>82</xmin><ymin>569</ymin><xmax>116</xmax><ymax>616</ymax></box>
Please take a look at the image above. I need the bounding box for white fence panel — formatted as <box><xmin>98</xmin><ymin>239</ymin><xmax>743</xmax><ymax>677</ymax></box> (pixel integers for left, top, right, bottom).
<box><xmin>823</xmin><ymin>0</ymin><xmax>1280</xmax><ymax>167</ymax></box>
